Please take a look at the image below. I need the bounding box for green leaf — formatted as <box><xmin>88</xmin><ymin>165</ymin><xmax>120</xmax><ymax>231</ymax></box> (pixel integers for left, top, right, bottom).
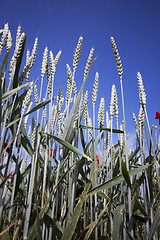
<box><xmin>97</xmin><ymin>191</ymin><xmax>110</xmax><ymax>201</ymax></box>
<box><xmin>80</xmin><ymin>127</ymin><xmax>86</xmax><ymax>151</ymax></box>
<box><xmin>90</xmin><ymin>130</ymin><xmax>104</xmax><ymax>186</ymax></box>
<box><xmin>2</xmin><ymin>82</ymin><xmax>30</xmax><ymax>102</ymax></box>
<box><xmin>148</xmin><ymin>206</ymin><xmax>160</xmax><ymax>240</ymax></box>
<box><xmin>62</xmin><ymin>75</ymin><xmax>87</xmax><ymax>144</ymax></box>
<box><xmin>128</xmin><ymin>146</ymin><xmax>140</xmax><ymax>163</ymax></box>
<box><xmin>21</xmin><ymin>163</ymin><xmax>31</xmax><ymax>179</ymax></box>
<box><xmin>132</xmin><ymin>214</ymin><xmax>147</xmax><ymax>223</ymax></box>
<box><xmin>61</xmin><ymin>183</ymin><xmax>90</xmax><ymax>240</ymax></box>
<box><xmin>13</xmin><ymin>35</ymin><xmax>27</xmax><ymax>88</ymax></box>
<box><xmin>132</xmin><ymin>191</ymin><xmax>148</xmax><ymax>217</ymax></box>
<box><xmin>121</xmin><ymin>160</ymin><xmax>131</xmax><ymax>187</ymax></box>
<box><xmin>41</xmin><ymin>133</ymin><xmax>92</xmax><ymax>161</ymax></box>
<box><xmin>44</xmin><ymin>212</ymin><xmax>62</xmax><ymax>239</ymax></box>
<box><xmin>6</xmin><ymin>90</ymin><xmax>28</xmax><ymax>120</ymax></box>
<box><xmin>24</xmin><ymin>97</ymin><xmax>54</xmax><ymax>117</ymax></box>
<box><xmin>121</xmin><ymin>161</ymin><xmax>148</xmax><ymax>217</ymax></box>
<box><xmin>6</xmin><ymin>98</ymin><xmax>52</xmax><ymax>128</ymax></box>
<box><xmin>20</xmin><ymin>120</ymin><xmax>34</xmax><ymax>156</ymax></box>
<box><xmin>80</xmin><ymin>125</ymin><xmax>124</xmax><ymax>134</ymax></box>
<box><xmin>5</xmin><ymin>117</ymin><xmax>20</xmax><ymax>128</ymax></box>
<box><xmin>2</xmin><ymin>50</ymin><xmax>10</xmax><ymax>69</ymax></box>
<box><xmin>113</xmin><ymin>205</ymin><xmax>124</xmax><ymax>240</ymax></box>
<box><xmin>84</xmin><ymin>199</ymin><xmax>109</xmax><ymax>240</ymax></box>
<box><xmin>87</xmin><ymin>164</ymin><xmax>151</xmax><ymax>196</ymax></box>
<box><xmin>28</xmin><ymin>162</ymin><xmax>78</xmax><ymax>239</ymax></box>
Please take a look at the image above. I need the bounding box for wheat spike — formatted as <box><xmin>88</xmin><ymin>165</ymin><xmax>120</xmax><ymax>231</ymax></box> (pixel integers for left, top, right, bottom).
<box><xmin>24</xmin><ymin>102</ymin><xmax>33</xmax><ymax>128</ymax></box>
<box><xmin>6</xmin><ymin>30</ymin><xmax>12</xmax><ymax>51</ymax></box>
<box><xmin>41</xmin><ymin>47</ymin><xmax>48</xmax><ymax>79</ymax></box>
<box><xmin>66</xmin><ymin>64</ymin><xmax>73</xmax><ymax>103</ymax></box>
<box><xmin>0</xmin><ymin>23</ymin><xmax>9</xmax><ymax>54</ymax></box>
<box><xmin>31</xmin><ymin>117</ymin><xmax>36</xmax><ymax>149</ymax></box>
<box><xmin>137</xmin><ymin>72</ymin><xmax>146</xmax><ymax>106</ymax></box>
<box><xmin>114</xmin><ymin>85</ymin><xmax>119</xmax><ymax>122</ymax></box>
<box><xmin>92</xmin><ymin>72</ymin><xmax>99</xmax><ymax>107</ymax></box>
<box><xmin>22</xmin><ymin>82</ymin><xmax>33</xmax><ymax>115</ymax></box>
<box><xmin>110</xmin><ymin>85</ymin><xmax>115</xmax><ymax>118</ymax></box>
<box><xmin>98</xmin><ymin>98</ymin><xmax>105</xmax><ymax>129</ymax></box>
<box><xmin>15</xmin><ymin>25</ymin><xmax>21</xmax><ymax>48</ymax></box>
<box><xmin>19</xmin><ymin>38</ymin><xmax>38</xmax><ymax>84</ymax></box>
<box><xmin>84</xmin><ymin>47</ymin><xmax>94</xmax><ymax>81</ymax></box>
<box><xmin>49</xmin><ymin>51</ymin><xmax>56</xmax><ymax>77</ymax></box>
<box><xmin>34</xmin><ymin>84</ymin><xmax>39</xmax><ymax>105</ymax></box>
<box><xmin>110</xmin><ymin>37</ymin><xmax>123</xmax><ymax>77</ymax></box>
<box><xmin>119</xmin><ymin>124</ymin><xmax>124</xmax><ymax>149</ymax></box>
<box><xmin>138</xmin><ymin>105</ymin><xmax>145</xmax><ymax>126</ymax></box>
<box><xmin>55</xmin><ymin>50</ymin><xmax>62</xmax><ymax>67</ymax></box>
<box><xmin>47</xmin><ymin>63</ymin><xmax>52</xmax><ymax>96</ymax></box>
<box><xmin>15</xmin><ymin>33</ymin><xmax>25</xmax><ymax>59</ymax></box>
<box><xmin>83</xmin><ymin>91</ymin><xmax>88</xmax><ymax>124</ymax></box>
<box><xmin>73</xmin><ymin>36</ymin><xmax>83</xmax><ymax>72</ymax></box>
<box><xmin>133</xmin><ymin>113</ymin><xmax>140</xmax><ymax>141</ymax></box>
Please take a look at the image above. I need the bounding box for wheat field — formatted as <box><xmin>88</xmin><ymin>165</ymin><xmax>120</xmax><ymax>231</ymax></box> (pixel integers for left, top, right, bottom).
<box><xmin>0</xmin><ymin>23</ymin><xmax>160</xmax><ymax>240</ymax></box>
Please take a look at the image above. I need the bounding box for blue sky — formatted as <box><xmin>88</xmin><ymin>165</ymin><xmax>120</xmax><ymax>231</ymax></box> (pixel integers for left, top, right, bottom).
<box><xmin>1</xmin><ymin>0</ymin><xmax>160</xmax><ymax>142</ymax></box>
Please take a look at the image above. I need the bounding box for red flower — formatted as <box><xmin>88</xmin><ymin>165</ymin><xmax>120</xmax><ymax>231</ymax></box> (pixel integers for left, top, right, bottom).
<box><xmin>51</xmin><ymin>149</ymin><xmax>56</xmax><ymax>157</ymax></box>
<box><xmin>96</xmin><ymin>154</ymin><xmax>99</xmax><ymax>164</ymax></box>
<box><xmin>9</xmin><ymin>172</ymin><xmax>14</xmax><ymax>179</ymax></box>
<box><xmin>155</xmin><ymin>112</ymin><xmax>160</xmax><ymax>125</ymax></box>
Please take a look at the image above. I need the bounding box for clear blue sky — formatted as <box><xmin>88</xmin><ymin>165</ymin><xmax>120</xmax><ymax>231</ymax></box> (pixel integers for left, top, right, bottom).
<box><xmin>1</xmin><ymin>0</ymin><xmax>160</xmax><ymax>140</ymax></box>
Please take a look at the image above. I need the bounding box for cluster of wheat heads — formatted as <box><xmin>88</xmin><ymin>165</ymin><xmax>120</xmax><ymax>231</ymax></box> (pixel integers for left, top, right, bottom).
<box><xmin>0</xmin><ymin>23</ymin><xmax>160</xmax><ymax>240</ymax></box>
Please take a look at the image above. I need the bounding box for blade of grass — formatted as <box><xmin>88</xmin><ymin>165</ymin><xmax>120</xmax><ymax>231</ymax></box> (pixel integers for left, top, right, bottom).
<box><xmin>41</xmin><ymin>133</ymin><xmax>92</xmax><ymax>161</ymax></box>
<box><xmin>80</xmin><ymin>125</ymin><xmax>124</xmax><ymax>133</ymax></box>
<box><xmin>2</xmin><ymin>82</ymin><xmax>30</xmax><ymax>102</ymax></box>
<box><xmin>113</xmin><ymin>205</ymin><xmax>124</xmax><ymax>240</ymax></box>
<box><xmin>87</xmin><ymin>164</ymin><xmax>151</xmax><ymax>196</ymax></box>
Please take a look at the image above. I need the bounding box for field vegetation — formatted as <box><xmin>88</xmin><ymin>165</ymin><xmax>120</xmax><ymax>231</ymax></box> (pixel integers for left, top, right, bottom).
<box><xmin>0</xmin><ymin>23</ymin><xmax>160</xmax><ymax>239</ymax></box>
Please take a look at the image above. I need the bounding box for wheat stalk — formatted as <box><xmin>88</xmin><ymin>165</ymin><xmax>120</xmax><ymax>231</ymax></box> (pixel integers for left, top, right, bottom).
<box><xmin>111</xmin><ymin>36</ymin><xmax>133</xmax><ymax>237</ymax></box>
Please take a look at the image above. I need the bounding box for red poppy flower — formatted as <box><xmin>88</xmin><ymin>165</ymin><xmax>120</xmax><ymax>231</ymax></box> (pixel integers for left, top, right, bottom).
<box><xmin>155</xmin><ymin>112</ymin><xmax>160</xmax><ymax>125</ymax></box>
<box><xmin>9</xmin><ymin>172</ymin><xmax>14</xmax><ymax>179</ymax></box>
<box><xmin>51</xmin><ymin>149</ymin><xmax>56</xmax><ymax>157</ymax></box>
<box><xmin>96</xmin><ymin>154</ymin><xmax>99</xmax><ymax>164</ymax></box>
